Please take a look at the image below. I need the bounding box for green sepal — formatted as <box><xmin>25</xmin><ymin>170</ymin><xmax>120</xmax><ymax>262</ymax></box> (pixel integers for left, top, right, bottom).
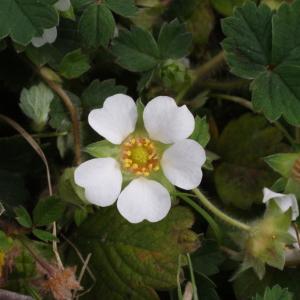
<box><xmin>190</xmin><ymin>115</ymin><xmax>210</xmax><ymax>147</ymax></box>
<box><xmin>85</xmin><ymin>140</ymin><xmax>120</xmax><ymax>159</ymax></box>
<box><xmin>264</xmin><ymin>153</ymin><xmax>300</xmax><ymax>178</ymax></box>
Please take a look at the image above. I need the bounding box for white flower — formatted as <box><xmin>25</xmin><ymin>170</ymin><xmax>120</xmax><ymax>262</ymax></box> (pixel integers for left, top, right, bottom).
<box><xmin>75</xmin><ymin>94</ymin><xmax>206</xmax><ymax>223</ymax></box>
<box><xmin>262</xmin><ymin>187</ymin><xmax>299</xmax><ymax>220</ymax></box>
<box><xmin>31</xmin><ymin>27</ymin><xmax>57</xmax><ymax>48</ymax></box>
<box><xmin>31</xmin><ymin>0</ymin><xmax>71</xmax><ymax>48</ymax></box>
<box><xmin>54</xmin><ymin>0</ymin><xmax>71</xmax><ymax>11</ymax></box>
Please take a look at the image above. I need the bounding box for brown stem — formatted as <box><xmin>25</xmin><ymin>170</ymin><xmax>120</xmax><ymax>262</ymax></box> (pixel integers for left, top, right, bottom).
<box><xmin>37</xmin><ymin>68</ymin><xmax>82</xmax><ymax>165</ymax></box>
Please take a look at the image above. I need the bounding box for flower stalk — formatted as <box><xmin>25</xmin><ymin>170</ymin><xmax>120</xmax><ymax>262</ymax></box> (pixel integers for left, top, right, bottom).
<box><xmin>192</xmin><ymin>188</ymin><xmax>251</xmax><ymax>232</ymax></box>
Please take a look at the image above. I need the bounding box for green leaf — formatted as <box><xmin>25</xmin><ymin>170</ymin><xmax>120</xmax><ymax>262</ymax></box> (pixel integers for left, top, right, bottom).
<box><xmin>222</xmin><ymin>0</ymin><xmax>300</xmax><ymax>125</ymax></box>
<box><xmin>253</xmin><ymin>285</ymin><xmax>293</xmax><ymax>300</ymax></box>
<box><xmin>66</xmin><ymin>206</ymin><xmax>199</xmax><ymax>299</ymax></box>
<box><xmin>33</xmin><ymin>196</ymin><xmax>65</xmax><ymax>226</ymax></box>
<box><xmin>234</xmin><ymin>268</ymin><xmax>299</xmax><ymax>300</ymax></box>
<box><xmin>112</xmin><ymin>26</ymin><xmax>160</xmax><ymax>72</ymax></box>
<box><xmin>14</xmin><ymin>206</ymin><xmax>32</xmax><ymax>228</ymax></box>
<box><xmin>58</xmin><ymin>49</ymin><xmax>90</xmax><ymax>79</ymax></box>
<box><xmin>190</xmin><ymin>116</ymin><xmax>210</xmax><ymax>147</ymax></box>
<box><xmin>158</xmin><ymin>19</ymin><xmax>192</xmax><ymax>59</ymax></box>
<box><xmin>79</xmin><ymin>3</ymin><xmax>115</xmax><ymax>48</ymax></box>
<box><xmin>0</xmin><ymin>0</ymin><xmax>58</xmax><ymax>45</ymax></box>
<box><xmin>85</xmin><ymin>140</ymin><xmax>120</xmax><ymax>158</ymax></box>
<box><xmin>58</xmin><ymin>168</ymin><xmax>88</xmax><ymax>206</ymax></box>
<box><xmin>0</xmin><ymin>230</ymin><xmax>13</xmax><ymax>251</ymax></box>
<box><xmin>192</xmin><ymin>240</ymin><xmax>225</xmax><ymax>276</ymax></box>
<box><xmin>81</xmin><ymin>79</ymin><xmax>127</xmax><ymax>111</ymax></box>
<box><xmin>19</xmin><ymin>82</ymin><xmax>54</xmax><ymax>128</ymax></box>
<box><xmin>106</xmin><ymin>0</ymin><xmax>137</xmax><ymax>17</ymax></box>
<box><xmin>32</xmin><ymin>229</ymin><xmax>57</xmax><ymax>242</ymax></box>
<box><xmin>214</xmin><ymin>114</ymin><xmax>288</xmax><ymax>209</ymax></box>
<box><xmin>49</xmin><ymin>91</ymin><xmax>81</xmax><ymax>131</ymax></box>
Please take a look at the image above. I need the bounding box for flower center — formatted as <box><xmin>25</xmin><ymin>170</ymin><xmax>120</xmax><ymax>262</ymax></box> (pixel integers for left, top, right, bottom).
<box><xmin>122</xmin><ymin>137</ymin><xmax>160</xmax><ymax>176</ymax></box>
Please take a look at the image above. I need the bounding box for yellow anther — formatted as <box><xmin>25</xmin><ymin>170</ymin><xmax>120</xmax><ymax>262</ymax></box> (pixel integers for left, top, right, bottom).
<box><xmin>124</xmin><ymin>158</ymin><xmax>132</xmax><ymax>164</ymax></box>
<box><xmin>132</xmin><ymin>163</ymin><xmax>138</xmax><ymax>169</ymax></box>
<box><xmin>136</xmin><ymin>171</ymin><xmax>143</xmax><ymax>175</ymax></box>
<box><xmin>154</xmin><ymin>166</ymin><xmax>160</xmax><ymax>171</ymax></box>
<box><xmin>148</xmin><ymin>163</ymin><xmax>153</xmax><ymax>169</ymax></box>
<box><xmin>130</xmin><ymin>138</ymin><xmax>136</xmax><ymax>144</ymax></box>
<box><xmin>126</xmin><ymin>150</ymin><xmax>131</xmax><ymax>156</ymax></box>
<box><xmin>144</xmin><ymin>172</ymin><xmax>150</xmax><ymax>176</ymax></box>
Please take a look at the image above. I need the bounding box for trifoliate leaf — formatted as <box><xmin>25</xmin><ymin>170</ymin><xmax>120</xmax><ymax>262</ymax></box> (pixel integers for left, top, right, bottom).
<box><xmin>253</xmin><ymin>285</ymin><xmax>293</xmax><ymax>300</ymax></box>
<box><xmin>79</xmin><ymin>3</ymin><xmax>115</xmax><ymax>48</ymax></box>
<box><xmin>0</xmin><ymin>0</ymin><xmax>58</xmax><ymax>45</ymax></box>
<box><xmin>33</xmin><ymin>196</ymin><xmax>65</xmax><ymax>226</ymax></box>
<box><xmin>112</xmin><ymin>26</ymin><xmax>160</xmax><ymax>72</ymax></box>
<box><xmin>106</xmin><ymin>0</ymin><xmax>137</xmax><ymax>17</ymax></box>
<box><xmin>66</xmin><ymin>206</ymin><xmax>199</xmax><ymax>299</ymax></box>
<box><xmin>32</xmin><ymin>229</ymin><xmax>57</xmax><ymax>242</ymax></box>
<box><xmin>14</xmin><ymin>206</ymin><xmax>32</xmax><ymax>228</ymax></box>
<box><xmin>158</xmin><ymin>19</ymin><xmax>192</xmax><ymax>59</ymax></box>
<box><xmin>81</xmin><ymin>79</ymin><xmax>127</xmax><ymax>111</ymax></box>
<box><xmin>19</xmin><ymin>83</ymin><xmax>54</xmax><ymax>129</ymax></box>
<box><xmin>190</xmin><ymin>116</ymin><xmax>210</xmax><ymax>147</ymax></box>
<box><xmin>214</xmin><ymin>114</ymin><xmax>288</xmax><ymax>209</ymax></box>
<box><xmin>222</xmin><ymin>0</ymin><xmax>300</xmax><ymax>125</ymax></box>
<box><xmin>58</xmin><ymin>49</ymin><xmax>90</xmax><ymax>79</ymax></box>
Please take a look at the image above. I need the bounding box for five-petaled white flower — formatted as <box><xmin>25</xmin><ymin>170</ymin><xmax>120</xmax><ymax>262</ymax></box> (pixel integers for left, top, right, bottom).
<box><xmin>263</xmin><ymin>187</ymin><xmax>300</xmax><ymax>248</ymax></box>
<box><xmin>31</xmin><ymin>0</ymin><xmax>71</xmax><ymax>48</ymax></box>
<box><xmin>74</xmin><ymin>94</ymin><xmax>206</xmax><ymax>223</ymax></box>
<box><xmin>262</xmin><ymin>187</ymin><xmax>299</xmax><ymax>221</ymax></box>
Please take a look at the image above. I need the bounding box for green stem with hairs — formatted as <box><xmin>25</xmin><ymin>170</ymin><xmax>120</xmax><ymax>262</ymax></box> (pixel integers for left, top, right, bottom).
<box><xmin>192</xmin><ymin>188</ymin><xmax>251</xmax><ymax>232</ymax></box>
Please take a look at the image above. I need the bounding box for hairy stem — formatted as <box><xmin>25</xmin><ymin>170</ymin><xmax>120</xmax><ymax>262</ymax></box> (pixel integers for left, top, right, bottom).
<box><xmin>38</xmin><ymin>68</ymin><xmax>82</xmax><ymax>165</ymax></box>
<box><xmin>177</xmin><ymin>51</ymin><xmax>225</xmax><ymax>103</ymax></box>
<box><xmin>192</xmin><ymin>188</ymin><xmax>251</xmax><ymax>232</ymax></box>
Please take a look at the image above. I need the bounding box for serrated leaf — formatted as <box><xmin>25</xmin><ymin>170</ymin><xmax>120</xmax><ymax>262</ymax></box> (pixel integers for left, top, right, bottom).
<box><xmin>33</xmin><ymin>196</ymin><xmax>65</xmax><ymax>226</ymax></box>
<box><xmin>214</xmin><ymin>114</ymin><xmax>288</xmax><ymax>209</ymax></box>
<box><xmin>0</xmin><ymin>0</ymin><xmax>58</xmax><ymax>45</ymax></box>
<box><xmin>85</xmin><ymin>140</ymin><xmax>120</xmax><ymax>158</ymax></box>
<box><xmin>81</xmin><ymin>79</ymin><xmax>127</xmax><ymax>111</ymax></box>
<box><xmin>190</xmin><ymin>116</ymin><xmax>210</xmax><ymax>147</ymax></box>
<box><xmin>32</xmin><ymin>229</ymin><xmax>57</xmax><ymax>242</ymax></box>
<box><xmin>253</xmin><ymin>285</ymin><xmax>293</xmax><ymax>300</ymax></box>
<box><xmin>106</xmin><ymin>0</ymin><xmax>137</xmax><ymax>17</ymax></box>
<box><xmin>58</xmin><ymin>49</ymin><xmax>90</xmax><ymax>79</ymax></box>
<box><xmin>14</xmin><ymin>206</ymin><xmax>32</xmax><ymax>228</ymax></box>
<box><xmin>234</xmin><ymin>268</ymin><xmax>299</xmax><ymax>300</ymax></box>
<box><xmin>79</xmin><ymin>3</ymin><xmax>115</xmax><ymax>48</ymax></box>
<box><xmin>112</xmin><ymin>26</ymin><xmax>160</xmax><ymax>72</ymax></box>
<box><xmin>66</xmin><ymin>206</ymin><xmax>199</xmax><ymax>299</ymax></box>
<box><xmin>19</xmin><ymin>82</ymin><xmax>54</xmax><ymax>128</ymax></box>
<box><xmin>222</xmin><ymin>0</ymin><xmax>300</xmax><ymax>125</ymax></box>
<box><xmin>158</xmin><ymin>19</ymin><xmax>192</xmax><ymax>59</ymax></box>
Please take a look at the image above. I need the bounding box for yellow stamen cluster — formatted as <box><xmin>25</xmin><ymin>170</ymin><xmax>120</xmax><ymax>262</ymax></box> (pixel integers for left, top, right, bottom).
<box><xmin>122</xmin><ymin>137</ymin><xmax>160</xmax><ymax>176</ymax></box>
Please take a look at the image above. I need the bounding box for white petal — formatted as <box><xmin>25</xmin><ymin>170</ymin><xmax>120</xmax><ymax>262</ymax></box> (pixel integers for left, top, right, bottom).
<box><xmin>262</xmin><ymin>188</ymin><xmax>299</xmax><ymax>220</ymax></box>
<box><xmin>55</xmin><ymin>0</ymin><xmax>71</xmax><ymax>11</ymax></box>
<box><xmin>88</xmin><ymin>94</ymin><xmax>138</xmax><ymax>144</ymax></box>
<box><xmin>161</xmin><ymin>139</ymin><xmax>206</xmax><ymax>190</ymax></box>
<box><xmin>31</xmin><ymin>35</ymin><xmax>47</xmax><ymax>48</ymax></box>
<box><xmin>43</xmin><ymin>27</ymin><xmax>57</xmax><ymax>44</ymax></box>
<box><xmin>288</xmin><ymin>227</ymin><xmax>300</xmax><ymax>249</ymax></box>
<box><xmin>117</xmin><ymin>178</ymin><xmax>171</xmax><ymax>223</ymax></box>
<box><xmin>74</xmin><ymin>158</ymin><xmax>122</xmax><ymax>207</ymax></box>
<box><xmin>143</xmin><ymin>96</ymin><xmax>195</xmax><ymax>144</ymax></box>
